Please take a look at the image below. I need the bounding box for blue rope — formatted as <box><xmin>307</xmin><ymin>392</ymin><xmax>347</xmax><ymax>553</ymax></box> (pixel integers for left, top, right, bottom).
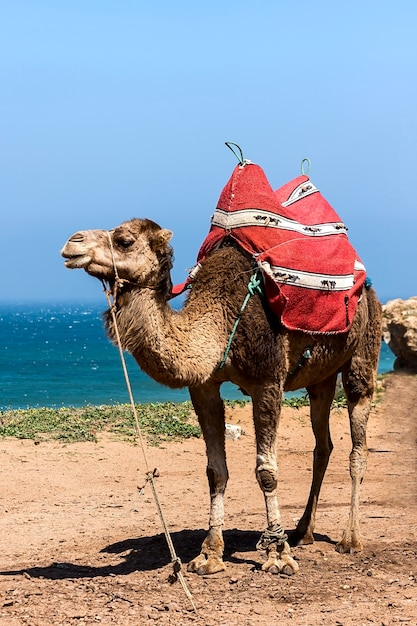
<box><xmin>225</xmin><ymin>141</ymin><xmax>245</xmax><ymax>165</ymax></box>
<box><xmin>217</xmin><ymin>270</ymin><xmax>263</xmax><ymax>370</ymax></box>
<box><xmin>301</xmin><ymin>157</ymin><xmax>311</xmax><ymax>175</ymax></box>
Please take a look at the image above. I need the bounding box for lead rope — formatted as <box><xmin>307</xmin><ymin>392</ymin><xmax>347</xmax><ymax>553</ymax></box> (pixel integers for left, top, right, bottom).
<box><xmin>102</xmin><ymin>235</ymin><xmax>197</xmax><ymax>614</ymax></box>
<box><xmin>217</xmin><ymin>269</ymin><xmax>264</xmax><ymax>370</ymax></box>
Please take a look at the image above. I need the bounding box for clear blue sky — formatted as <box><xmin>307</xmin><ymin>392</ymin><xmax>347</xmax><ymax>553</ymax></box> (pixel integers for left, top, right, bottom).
<box><xmin>1</xmin><ymin>0</ymin><xmax>415</xmax><ymax>304</ymax></box>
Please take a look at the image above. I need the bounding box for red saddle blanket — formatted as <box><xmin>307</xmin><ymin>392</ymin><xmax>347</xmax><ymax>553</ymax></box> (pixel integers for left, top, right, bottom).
<box><xmin>193</xmin><ymin>161</ymin><xmax>366</xmax><ymax>334</ymax></box>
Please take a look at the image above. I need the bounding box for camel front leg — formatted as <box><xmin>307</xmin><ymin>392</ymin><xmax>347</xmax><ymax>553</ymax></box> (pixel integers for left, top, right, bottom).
<box><xmin>187</xmin><ymin>384</ymin><xmax>228</xmax><ymax>575</ymax></box>
<box><xmin>253</xmin><ymin>382</ymin><xmax>299</xmax><ymax>575</ymax></box>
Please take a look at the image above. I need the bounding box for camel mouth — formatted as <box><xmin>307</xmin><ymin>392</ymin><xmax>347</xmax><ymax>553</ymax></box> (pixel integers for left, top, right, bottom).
<box><xmin>63</xmin><ymin>254</ymin><xmax>91</xmax><ymax>269</ymax></box>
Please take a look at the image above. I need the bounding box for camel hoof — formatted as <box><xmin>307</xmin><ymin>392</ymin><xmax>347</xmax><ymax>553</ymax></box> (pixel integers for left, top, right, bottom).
<box><xmin>290</xmin><ymin>532</ymin><xmax>314</xmax><ymax>547</ymax></box>
<box><xmin>261</xmin><ymin>551</ymin><xmax>299</xmax><ymax>576</ymax></box>
<box><xmin>262</xmin><ymin>558</ymin><xmax>299</xmax><ymax>575</ymax></box>
<box><xmin>261</xmin><ymin>540</ymin><xmax>299</xmax><ymax>575</ymax></box>
<box><xmin>187</xmin><ymin>554</ymin><xmax>206</xmax><ymax>573</ymax></box>
<box><xmin>290</xmin><ymin>523</ymin><xmax>315</xmax><ymax>547</ymax></box>
<box><xmin>187</xmin><ymin>554</ymin><xmax>226</xmax><ymax>576</ymax></box>
<box><xmin>335</xmin><ymin>536</ymin><xmax>363</xmax><ymax>554</ymax></box>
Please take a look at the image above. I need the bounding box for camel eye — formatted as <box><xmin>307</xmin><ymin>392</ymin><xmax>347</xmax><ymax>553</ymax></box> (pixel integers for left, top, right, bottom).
<box><xmin>114</xmin><ymin>237</ymin><xmax>134</xmax><ymax>249</ymax></box>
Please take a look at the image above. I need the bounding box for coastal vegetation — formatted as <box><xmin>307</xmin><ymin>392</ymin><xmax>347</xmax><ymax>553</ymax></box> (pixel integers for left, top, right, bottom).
<box><xmin>0</xmin><ymin>376</ymin><xmax>388</xmax><ymax>445</ymax></box>
<box><xmin>0</xmin><ymin>393</ymin><xmax>358</xmax><ymax>444</ymax></box>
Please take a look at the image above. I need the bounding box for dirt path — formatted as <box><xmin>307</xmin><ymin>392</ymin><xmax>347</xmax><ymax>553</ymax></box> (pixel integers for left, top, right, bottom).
<box><xmin>1</xmin><ymin>372</ymin><xmax>416</xmax><ymax>625</ymax></box>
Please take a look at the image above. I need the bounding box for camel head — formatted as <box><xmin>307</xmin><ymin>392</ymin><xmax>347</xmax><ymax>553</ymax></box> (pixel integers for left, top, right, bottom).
<box><xmin>61</xmin><ymin>218</ymin><xmax>174</xmax><ymax>297</ymax></box>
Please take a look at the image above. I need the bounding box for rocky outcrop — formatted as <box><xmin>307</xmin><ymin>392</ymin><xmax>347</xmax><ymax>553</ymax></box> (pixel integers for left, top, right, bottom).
<box><xmin>382</xmin><ymin>297</ymin><xmax>417</xmax><ymax>370</ymax></box>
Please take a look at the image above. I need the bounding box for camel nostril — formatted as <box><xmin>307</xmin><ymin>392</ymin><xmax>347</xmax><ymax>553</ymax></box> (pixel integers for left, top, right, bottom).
<box><xmin>69</xmin><ymin>232</ymin><xmax>86</xmax><ymax>243</ymax></box>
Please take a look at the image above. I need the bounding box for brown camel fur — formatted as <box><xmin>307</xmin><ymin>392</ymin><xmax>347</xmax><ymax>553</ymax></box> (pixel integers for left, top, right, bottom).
<box><xmin>61</xmin><ymin>217</ymin><xmax>382</xmax><ymax>575</ymax></box>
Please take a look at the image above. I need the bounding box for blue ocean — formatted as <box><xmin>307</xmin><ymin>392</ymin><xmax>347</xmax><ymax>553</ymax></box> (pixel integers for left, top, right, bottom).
<box><xmin>0</xmin><ymin>302</ymin><xmax>395</xmax><ymax>410</ymax></box>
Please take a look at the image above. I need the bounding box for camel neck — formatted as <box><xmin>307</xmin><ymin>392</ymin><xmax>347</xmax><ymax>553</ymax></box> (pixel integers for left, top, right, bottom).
<box><xmin>105</xmin><ymin>288</ymin><xmax>224</xmax><ymax>389</ymax></box>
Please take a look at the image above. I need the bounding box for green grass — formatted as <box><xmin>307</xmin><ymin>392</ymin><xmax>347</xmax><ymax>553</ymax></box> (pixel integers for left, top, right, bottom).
<box><xmin>0</xmin><ymin>398</ymin><xmax>303</xmax><ymax>444</ymax></box>
<box><xmin>0</xmin><ymin>402</ymin><xmax>201</xmax><ymax>444</ymax></box>
<box><xmin>1</xmin><ymin>383</ymin><xmax>385</xmax><ymax>445</ymax></box>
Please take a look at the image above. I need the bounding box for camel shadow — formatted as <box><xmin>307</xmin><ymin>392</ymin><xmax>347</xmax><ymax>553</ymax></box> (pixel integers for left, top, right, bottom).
<box><xmin>0</xmin><ymin>528</ymin><xmax>335</xmax><ymax>581</ymax></box>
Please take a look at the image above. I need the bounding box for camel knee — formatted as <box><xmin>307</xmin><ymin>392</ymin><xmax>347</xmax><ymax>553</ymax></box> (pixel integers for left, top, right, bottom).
<box><xmin>256</xmin><ymin>464</ymin><xmax>278</xmax><ymax>493</ymax></box>
<box><xmin>343</xmin><ymin>369</ymin><xmax>374</xmax><ymax>405</ymax></box>
<box><xmin>314</xmin><ymin>439</ymin><xmax>333</xmax><ymax>467</ymax></box>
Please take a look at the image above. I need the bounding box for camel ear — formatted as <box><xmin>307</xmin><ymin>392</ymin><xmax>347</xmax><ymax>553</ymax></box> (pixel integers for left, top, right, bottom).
<box><xmin>150</xmin><ymin>229</ymin><xmax>173</xmax><ymax>252</ymax></box>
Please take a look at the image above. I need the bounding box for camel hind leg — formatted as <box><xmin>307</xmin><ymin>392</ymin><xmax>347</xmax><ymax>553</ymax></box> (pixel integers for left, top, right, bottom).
<box><xmin>291</xmin><ymin>372</ymin><xmax>338</xmax><ymax>546</ymax></box>
<box><xmin>336</xmin><ymin>358</ymin><xmax>376</xmax><ymax>553</ymax></box>
<box><xmin>187</xmin><ymin>383</ymin><xmax>228</xmax><ymax>575</ymax></box>
<box><xmin>336</xmin><ymin>288</ymin><xmax>382</xmax><ymax>553</ymax></box>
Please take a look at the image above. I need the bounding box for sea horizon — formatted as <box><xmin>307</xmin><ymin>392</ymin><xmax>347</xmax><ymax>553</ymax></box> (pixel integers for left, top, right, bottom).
<box><xmin>1</xmin><ymin>300</ymin><xmax>395</xmax><ymax>411</ymax></box>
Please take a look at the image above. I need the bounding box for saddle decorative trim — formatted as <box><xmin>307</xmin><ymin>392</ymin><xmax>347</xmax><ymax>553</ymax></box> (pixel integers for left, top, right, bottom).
<box><xmin>211</xmin><ymin>207</ymin><xmax>348</xmax><ymax>237</ymax></box>
<box><xmin>258</xmin><ymin>261</ymin><xmax>356</xmax><ymax>292</ymax></box>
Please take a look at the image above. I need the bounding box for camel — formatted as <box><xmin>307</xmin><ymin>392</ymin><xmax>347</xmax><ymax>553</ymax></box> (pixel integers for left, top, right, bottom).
<box><xmin>61</xmin><ymin>217</ymin><xmax>382</xmax><ymax>576</ymax></box>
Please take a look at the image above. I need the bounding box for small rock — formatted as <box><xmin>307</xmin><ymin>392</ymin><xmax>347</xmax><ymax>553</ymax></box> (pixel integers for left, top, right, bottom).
<box><xmin>225</xmin><ymin>424</ymin><xmax>242</xmax><ymax>440</ymax></box>
<box><xmin>141</xmin><ymin>605</ymin><xmax>156</xmax><ymax>619</ymax></box>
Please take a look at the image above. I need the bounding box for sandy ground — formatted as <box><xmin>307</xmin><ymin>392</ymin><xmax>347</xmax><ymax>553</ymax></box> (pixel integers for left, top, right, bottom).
<box><xmin>1</xmin><ymin>371</ymin><xmax>416</xmax><ymax>626</ymax></box>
